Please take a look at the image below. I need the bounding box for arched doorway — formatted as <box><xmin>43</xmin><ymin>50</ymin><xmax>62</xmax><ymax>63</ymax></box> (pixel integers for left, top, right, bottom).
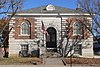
<box><xmin>46</xmin><ymin>27</ymin><xmax>57</xmax><ymax>51</ymax></box>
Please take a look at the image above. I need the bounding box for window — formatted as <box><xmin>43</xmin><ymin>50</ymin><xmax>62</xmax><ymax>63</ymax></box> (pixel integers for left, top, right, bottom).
<box><xmin>74</xmin><ymin>44</ymin><xmax>82</xmax><ymax>55</ymax></box>
<box><xmin>46</xmin><ymin>4</ymin><xmax>55</xmax><ymax>11</ymax></box>
<box><xmin>74</xmin><ymin>41</ymin><xmax>82</xmax><ymax>55</ymax></box>
<box><xmin>21</xmin><ymin>45</ymin><xmax>28</xmax><ymax>51</ymax></box>
<box><xmin>73</xmin><ymin>22</ymin><xmax>82</xmax><ymax>35</ymax></box>
<box><xmin>21</xmin><ymin>22</ymin><xmax>30</xmax><ymax>35</ymax></box>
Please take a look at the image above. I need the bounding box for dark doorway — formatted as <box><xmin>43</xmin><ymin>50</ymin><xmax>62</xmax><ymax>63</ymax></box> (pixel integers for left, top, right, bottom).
<box><xmin>46</xmin><ymin>27</ymin><xmax>57</xmax><ymax>50</ymax></box>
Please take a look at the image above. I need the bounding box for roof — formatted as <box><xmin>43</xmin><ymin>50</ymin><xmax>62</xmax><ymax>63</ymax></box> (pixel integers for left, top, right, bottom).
<box><xmin>17</xmin><ymin>4</ymin><xmax>81</xmax><ymax>14</ymax></box>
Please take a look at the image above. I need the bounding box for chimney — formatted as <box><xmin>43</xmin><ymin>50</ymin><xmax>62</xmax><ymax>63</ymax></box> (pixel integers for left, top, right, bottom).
<box><xmin>76</xmin><ymin>0</ymin><xmax>81</xmax><ymax>11</ymax></box>
<box><xmin>76</xmin><ymin>8</ymin><xmax>81</xmax><ymax>11</ymax></box>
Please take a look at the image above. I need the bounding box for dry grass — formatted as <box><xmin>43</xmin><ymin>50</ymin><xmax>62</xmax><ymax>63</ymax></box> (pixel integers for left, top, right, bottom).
<box><xmin>0</xmin><ymin>57</ymin><xmax>43</xmax><ymax>65</ymax></box>
<box><xmin>64</xmin><ymin>58</ymin><xmax>100</xmax><ymax>64</ymax></box>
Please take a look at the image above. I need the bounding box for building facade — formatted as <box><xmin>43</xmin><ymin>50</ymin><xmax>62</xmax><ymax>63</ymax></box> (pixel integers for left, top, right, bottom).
<box><xmin>8</xmin><ymin>4</ymin><xmax>93</xmax><ymax>57</ymax></box>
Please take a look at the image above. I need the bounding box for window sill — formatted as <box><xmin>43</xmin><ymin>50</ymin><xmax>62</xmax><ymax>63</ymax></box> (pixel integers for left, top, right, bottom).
<box><xmin>18</xmin><ymin>34</ymin><xmax>30</xmax><ymax>36</ymax></box>
<box><xmin>72</xmin><ymin>34</ymin><xmax>83</xmax><ymax>36</ymax></box>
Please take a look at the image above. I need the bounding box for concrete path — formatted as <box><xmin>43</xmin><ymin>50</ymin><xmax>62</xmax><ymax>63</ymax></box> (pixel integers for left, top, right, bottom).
<box><xmin>0</xmin><ymin>58</ymin><xmax>100</xmax><ymax>67</ymax></box>
<box><xmin>0</xmin><ymin>65</ymin><xmax>65</xmax><ymax>67</ymax></box>
<box><xmin>43</xmin><ymin>58</ymin><xmax>64</xmax><ymax>65</ymax></box>
<box><xmin>0</xmin><ymin>65</ymin><xmax>100</xmax><ymax>67</ymax></box>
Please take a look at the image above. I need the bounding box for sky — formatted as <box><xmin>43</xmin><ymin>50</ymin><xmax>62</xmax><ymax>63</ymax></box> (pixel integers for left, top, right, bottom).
<box><xmin>23</xmin><ymin>0</ymin><xmax>77</xmax><ymax>10</ymax></box>
<box><xmin>0</xmin><ymin>0</ymin><xmax>77</xmax><ymax>18</ymax></box>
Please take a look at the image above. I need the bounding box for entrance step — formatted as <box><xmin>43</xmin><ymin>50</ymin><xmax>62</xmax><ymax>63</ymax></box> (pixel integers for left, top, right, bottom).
<box><xmin>42</xmin><ymin>51</ymin><xmax>62</xmax><ymax>58</ymax></box>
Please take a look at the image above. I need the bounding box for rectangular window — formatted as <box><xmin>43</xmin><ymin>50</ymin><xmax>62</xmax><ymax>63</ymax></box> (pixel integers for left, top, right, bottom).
<box><xmin>73</xmin><ymin>22</ymin><xmax>82</xmax><ymax>36</ymax></box>
<box><xmin>21</xmin><ymin>44</ymin><xmax>28</xmax><ymax>51</ymax></box>
<box><xmin>74</xmin><ymin>44</ymin><xmax>82</xmax><ymax>55</ymax></box>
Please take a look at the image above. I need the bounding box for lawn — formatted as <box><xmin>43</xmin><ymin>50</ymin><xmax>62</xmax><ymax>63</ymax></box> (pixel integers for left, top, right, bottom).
<box><xmin>64</xmin><ymin>58</ymin><xmax>100</xmax><ymax>64</ymax></box>
<box><xmin>0</xmin><ymin>57</ymin><xmax>43</xmax><ymax>65</ymax></box>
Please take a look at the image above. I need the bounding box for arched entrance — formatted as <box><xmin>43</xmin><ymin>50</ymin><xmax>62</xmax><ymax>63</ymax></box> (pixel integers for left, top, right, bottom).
<box><xmin>46</xmin><ymin>27</ymin><xmax>57</xmax><ymax>51</ymax></box>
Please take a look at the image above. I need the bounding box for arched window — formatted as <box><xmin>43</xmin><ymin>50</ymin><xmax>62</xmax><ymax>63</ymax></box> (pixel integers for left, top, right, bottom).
<box><xmin>73</xmin><ymin>22</ymin><xmax>82</xmax><ymax>35</ymax></box>
<box><xmin>46</xmin><ymin>4</ymin><xmax>55</xmax><ymax>11</ymax></box>
<box><xmin>21</xmin><ymin>22</ymin><xmax>30</xmax><ymax>35</ymax></box>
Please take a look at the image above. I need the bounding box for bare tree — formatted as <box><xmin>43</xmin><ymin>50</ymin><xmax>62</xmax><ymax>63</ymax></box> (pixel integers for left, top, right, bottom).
<box><xmin>0</xmin><ymin>0</ymin><xmax>24</xmax><ymax>33</ymax></box>
<box><xmin>60</xmin><ymin>0</ymin><xmax>100</xmax><ymax>58</ymax></box>
<box><xmin>0</xmin><ymin>0</ymin><xmax>24</xmax><ymax>57</ymax></box>
<box><xmin>58</xmin><ymin>18</ymin><xmax>90</xmax><ymax>57</ymax></box>
<box><xmin>78</xmin><ymin>0</ymin><xmax>100</xmax><ymax>43</ymax></box>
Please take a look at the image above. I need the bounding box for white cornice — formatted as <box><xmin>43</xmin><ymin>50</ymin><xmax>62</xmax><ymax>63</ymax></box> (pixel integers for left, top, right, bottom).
<box><xmin>7</xmin><ymin>13</ymin><xmax>91</xmax><ymax>16</ymax></box>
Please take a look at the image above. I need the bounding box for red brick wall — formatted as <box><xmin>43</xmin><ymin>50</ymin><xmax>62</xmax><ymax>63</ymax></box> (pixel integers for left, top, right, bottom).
<box><xmin>12</xmin><ymin>17</ymin><xmax>90</xmax><ymax>40</ymax></box>
<box><xmin>13</xmin><ymin>17</ymin><xmax>36</xmax><ymax>39</ymax></box>
<box><xmin>65</xmin><ymin>18</ymin><xmax>90</xmax><ymax>40</ymax></box>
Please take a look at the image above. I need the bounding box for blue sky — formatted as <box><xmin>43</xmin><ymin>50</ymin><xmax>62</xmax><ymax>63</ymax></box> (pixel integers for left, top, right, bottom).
<box><xmin>23</xmin><ymin>0</ymin><xmax>77</xmax><ymax>10</ymax></box>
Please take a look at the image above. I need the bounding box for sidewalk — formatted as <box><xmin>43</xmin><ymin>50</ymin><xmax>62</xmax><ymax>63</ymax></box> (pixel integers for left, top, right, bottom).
<box><xmin>0</xmin><ymin>65</ymin><xmax>65</xmax><ymax>67</ymax></box>
<box><xmin>0</xmin><ymin>58</ymin><xmax>100</xmax><ymax>67</ymax></box>
<box><xmin>43</xmin><ymin>58</ymin><xmax>63</xmax><ymax>65</ymax></box>
<box><xmin>0</xmin><ymin>65</ymin><xmax>99</xmax><ymax>67</ymax></box>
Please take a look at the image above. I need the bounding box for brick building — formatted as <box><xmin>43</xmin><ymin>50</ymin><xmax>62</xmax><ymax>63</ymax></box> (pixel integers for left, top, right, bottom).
<box><xmin>8</xmin><ymin>4</ymin><xmax>93</xmax><ymax>57</ymax></box>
